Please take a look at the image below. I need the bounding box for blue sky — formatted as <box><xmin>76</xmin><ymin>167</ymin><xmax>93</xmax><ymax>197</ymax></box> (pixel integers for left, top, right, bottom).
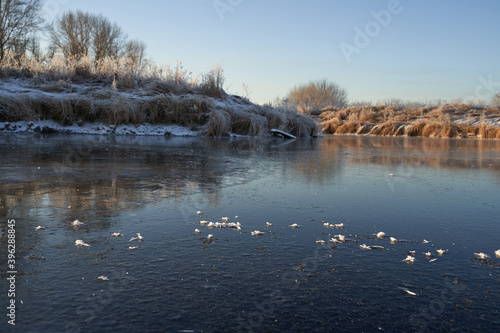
<box><xmin>42</xmin><ymin>0</ymin><xmax>500</xmax><ymax>105</ymax></box>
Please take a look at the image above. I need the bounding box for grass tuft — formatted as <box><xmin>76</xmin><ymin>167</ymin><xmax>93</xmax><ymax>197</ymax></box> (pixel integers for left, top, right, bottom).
<box><xmin>205</xmin><ymin>109</ymin><xmax>232</xmax><ymax>136</ymax></box>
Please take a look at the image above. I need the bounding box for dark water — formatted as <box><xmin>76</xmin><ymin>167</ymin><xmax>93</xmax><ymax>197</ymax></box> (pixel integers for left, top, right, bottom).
<box><xmin>1</xmin><ymin>134</ymin><xmax>499</xmax><ymax>333</ymax></box>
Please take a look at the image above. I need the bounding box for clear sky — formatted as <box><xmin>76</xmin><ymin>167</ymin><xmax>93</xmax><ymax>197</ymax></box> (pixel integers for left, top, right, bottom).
<box><xmin>41</xmin><ymin>0</ymin><xmax>500</xmax><ymax>105</ymax></box>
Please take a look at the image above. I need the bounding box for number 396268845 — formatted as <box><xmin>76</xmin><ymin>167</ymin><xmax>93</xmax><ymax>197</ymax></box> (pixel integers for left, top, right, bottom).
<box><xmin>7</xmin><ymin>219</ymin><xmax>16</xmax><ymax>270</ymax></box>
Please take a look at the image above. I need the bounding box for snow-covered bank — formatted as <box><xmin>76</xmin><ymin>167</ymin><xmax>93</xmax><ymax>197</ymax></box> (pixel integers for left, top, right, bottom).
<box><xmin>0</xmin><ymin>77</ymin><xmax>319</xmax><ymax>137</ymax></box>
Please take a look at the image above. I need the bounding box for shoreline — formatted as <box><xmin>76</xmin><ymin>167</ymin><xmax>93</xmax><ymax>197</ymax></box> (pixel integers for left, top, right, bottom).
<box><xmin>3</xmin><ymin>119</ymin><xmax>500</xmax><ymax>141</ymax></box>
<box><xmin>2</xmin><ymin>76</ymin><xmax>499</xmax><ymax>139</ymax></box>
<box><xmin>318</xmin><ymin>104</ymin><xmax>500</xmax><ymax>140</ymax></box>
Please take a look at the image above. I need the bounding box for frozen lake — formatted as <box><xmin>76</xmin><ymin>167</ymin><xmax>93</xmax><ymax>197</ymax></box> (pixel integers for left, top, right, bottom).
<box><xmin>1</xmin><ymin>134</ymin><xmax>499</xmax><ymax>332</ymax></box>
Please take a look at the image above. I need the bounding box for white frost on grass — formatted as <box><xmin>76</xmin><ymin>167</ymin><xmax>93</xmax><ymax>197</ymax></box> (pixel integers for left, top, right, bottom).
<box><xmin>130</xmin><ymin>233</ymin><xmax>143</xmax><ymax>241</ymax></box>
<box><xmin>75</xmin><ymin>240</ymin><xmax>90</xmax><ymax>247</ymax></box>
<box><xmin>334</xmin><ymin>234</ymin><xmax>345</xmax><ymax>243</ymax></box>
<box><xmin>203</xmin><ymin>221</ymin><xmax>241</xmax><ymax>230</ymax></box>
<box><xmin>436</xmin><ymin>249</ymin><xmax>447</xmax><ymax>256</ymax></box>
<box><xmin>403</xmin><ymin>255</ymin><xmax>415</xmax><ymax>264</ymax></box>
<box><xmin>71</xmin><ymin>220</ymin><xmax>84</xmax><ymax>226</ymax></box>
<box><xmin>0</xmin><ymin>120</ymin><xmax>199</xmax><ymax>137</ymax></box>
<box><xmin>474</xmin><ymin>252</ymin><xmax>489</xmax><ymax>260</ymax></box>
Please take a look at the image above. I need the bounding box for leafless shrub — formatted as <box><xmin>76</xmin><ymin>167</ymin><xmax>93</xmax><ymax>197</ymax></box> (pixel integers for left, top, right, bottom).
<box><xmin>287</xmin><ymin>79</ymin><xmax>348</xmax><ymax>112</ymax></box>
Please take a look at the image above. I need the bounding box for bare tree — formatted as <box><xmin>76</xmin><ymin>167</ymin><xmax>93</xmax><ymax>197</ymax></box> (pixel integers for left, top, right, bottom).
<box><xmin>491</xmin><ymin>93</ymin><xmax>500</xmax><ymax>108</ymax></box>
<box><xmin>287</xmin><ymin>79</ymin><xmax>348</xmax><ymax>111</ymax></box>
<box><xmin>93</xmin><ymin>14</ymin><xmax>124</xmax><ymax>61</ymax></box>
<box><xmin>123</xmin><ymin>39</ymin><xmax>146</xmax><ymax>70</ymax></box>
<box><xmin>49</xmin><ymin>10</ymin><xmax>93</xmax><ymax>60</ymax></box>
<box><xmin>0</xmin><ymin>0</ymin><xmax>44</xmax><ymax>61</ymax></box>
<box><xmin>50</xmin><ymin>10</ymin><xmax>146</xmax><ymax>67</ymax></box>
<box><xmin>26</xmin><ymin>33</ymin><xmax>40</xmax><ymax>59</ymax></box>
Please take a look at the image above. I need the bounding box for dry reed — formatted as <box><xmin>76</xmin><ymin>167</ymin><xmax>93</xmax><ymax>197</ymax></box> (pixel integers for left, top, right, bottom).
<box><xmin>318</xmin><ymin>102</ymin><xmax>500</xmax><ymax>139</ymax></box>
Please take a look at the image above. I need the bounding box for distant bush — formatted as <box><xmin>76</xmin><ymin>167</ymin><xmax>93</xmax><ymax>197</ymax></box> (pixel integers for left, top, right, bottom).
<box><xmin>286</xmin><ymin>79</ymin><xmax>348</xmax><ymax>113</ymax></box>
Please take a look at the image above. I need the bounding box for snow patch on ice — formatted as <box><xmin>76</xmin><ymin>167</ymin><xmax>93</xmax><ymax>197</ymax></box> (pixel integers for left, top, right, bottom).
<box><xmin>0</xmin><ymin>120</ymin><xmax>200</xmax><ymax>137</ymax></box>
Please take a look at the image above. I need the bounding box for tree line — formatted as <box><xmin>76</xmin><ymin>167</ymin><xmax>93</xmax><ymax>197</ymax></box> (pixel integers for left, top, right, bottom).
<box><xmin>0</xmin><ymin>0</ymin><xmax>146</xmax><ymax>69</ymax></box>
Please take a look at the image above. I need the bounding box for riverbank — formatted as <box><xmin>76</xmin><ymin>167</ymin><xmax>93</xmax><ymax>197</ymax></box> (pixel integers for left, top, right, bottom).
<box><xmin>318</xmin><ymin>103</ymin><xmax>500</xmax><ymax>139</ymax></box>
<box><xmin>2</xmin><ymin>62</ymin><xmax>499</xmax><ymax>139</ymax></box>
<box><xmin>0</xmin><ymin>59</ymin><xmax>318</xmax><ymax>137</ymax></box>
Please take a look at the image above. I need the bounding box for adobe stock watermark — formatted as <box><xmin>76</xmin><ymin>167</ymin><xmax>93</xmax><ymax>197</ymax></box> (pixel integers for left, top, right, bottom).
<box><xmin>42</xmin><ymin>0</ymin><xmax>71</xmax><ymax>21</ymax></box>
<box><xmin>213</xmin><ymin>0</ymin><xmax>243</xmax><ymax>21</ymax></box>
<box><xmin>385</xmin><ymin>140</ymin><xmax>442</xmax><ymax>194</ymax></box>
<box><xmin>472</xmin><ymin>74</ymin><xmax>500</xmax><ymax>102</ymax></box>
<box><xmin>236</xmin><ymin>242</ymin><xmax>332</xmax><ymax>332</ymax></box>
<box><xmin>50</xmin><ymin>140</ymin><xmax>94</xmax><ymax>179</ymax></box>
<box><xmin>340</xmin><ymin>0</ymin><xmax>407</xmax><ymax>64</ymax></box>
<box><xmin>6</xmin><ymin>219</ymin><xmax>17</xmax><ymax>326</ymax></box>
<box><xmin>64</xmin><ymin>270</ymin><xmax>128</xmax><ymax>332</ymax></box>
<box><xmin>409</xmin><ymin>276</ymin><xmax>463</xmax><ymax>332</ymax></box>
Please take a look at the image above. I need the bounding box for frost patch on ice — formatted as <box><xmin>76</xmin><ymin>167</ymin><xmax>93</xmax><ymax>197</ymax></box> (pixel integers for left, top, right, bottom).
<box><xmin>0</xmin><ymin>120</ymin><xmax>200</xmax><ymax>137</ymax></box>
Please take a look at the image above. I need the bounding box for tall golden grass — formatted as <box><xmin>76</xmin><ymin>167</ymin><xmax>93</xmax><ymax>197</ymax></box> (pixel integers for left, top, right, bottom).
<box><xmin>0</xmin><ymin>51</ymin><xmax>215</xmax><ymax>94</ymax></box>
<box><xmin>319</xmin><ymin>102</ymin><xmax>500</xmax><ymax>139</ymax></box>
<box><xmin>0</xmin><ymin>51</ymin><xmax>319</xmax><ymax>136</ymax></box>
